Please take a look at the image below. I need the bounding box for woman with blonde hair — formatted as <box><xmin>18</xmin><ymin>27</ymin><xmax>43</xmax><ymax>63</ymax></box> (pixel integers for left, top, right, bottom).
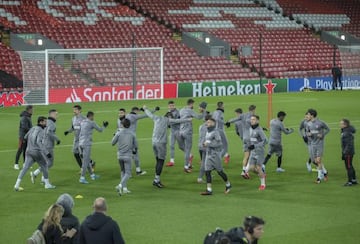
<box><xmin>38</xmin><ymin>204</ymin><xmax>65</xmax><ymax>244</ymax></box>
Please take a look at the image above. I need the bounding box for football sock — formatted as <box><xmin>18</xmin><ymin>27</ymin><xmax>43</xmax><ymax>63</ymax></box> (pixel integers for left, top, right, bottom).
<box><xmin>263</xmin><ymin>154</ymin><xmax>271</xmax><ymax>165</ymax></box>
<box><xmin>217</xmin><ymin>170</ymin><xmax>228</xmax><ymax>182</ymax></box>
<box><xmin>322</xmin><ymin>165</ymin><xmax>327</xmax><ymax>175</ymax></box>
<box><xmin>14</xmin><ymin>179</ymin><xmax>21</xmax><ymax>188</ymax></box>
<box><xmin>155</xmin><ymin>158</ymin><xmax>164</xmax><ymax>176</ymax></box>
<box><xmin>74</xmin><ymin>153</ymin><xmax>82</xmax><ymax>168</ymax></box>
<box><xmin>317</xmin><ymin>168</ymin><xmax>323</xmax><ymax>179</ymax></box>
<box><xmin>277</xmin><ymin>156</ymin><xmax>282</xmax><ymax>168</ymax></box>
<box><xmin>245</xmin><ymin>163</ymin><xmax>250</xmax><ymax>172</ymax></box>
<box><xmin>205</xmin><ymin>171</ymin><xmax>212</xmax><ymax>183</ymax></box>
<box><xmin>154</xmin><ymin>175</ymin><xmax>160</xmax><ymax>182</ymax></box>
<box><xmin>260</xmin><ymin>177</ymin><xmax>266</xmax><ymax>185</ymax></box>
<box><xmin>206</xmin><ymin>183</ymin><xmax>212</xmax><ymax>192</ymax></box>
<box><xmin>44</xmin><ymin>178</ymin><xmax>50</xmax><ymax>185</ymax></box>
<box><xmin>136</xmin><ymin>167</ymin><xmax>141</xmax><ymax>172</ymax></box>
<box><xmin>33</xmin><ymin>168</ymin><xmax>41</xmax><ymax>177</ymax></box>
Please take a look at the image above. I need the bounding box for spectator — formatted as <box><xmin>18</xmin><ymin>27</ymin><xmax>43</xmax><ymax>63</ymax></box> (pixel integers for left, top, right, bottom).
<box><xmin>226</xmin><ymin>216</ymin><xmax>265</xmax><ymax>244</ymax></box>
<box><xmin>56</xmin><ymin>193</ymin><xmax>80</xmax><ymax>244</ymax></box>
<box><xmin>79</xmin><ymin>197</ymin><xmax>125</xmax><ymax>244</ymax></box>
<box><xmin>37</xmin><ymin>204</ymin><xmax>65</xmax><ymax>244</ymax></box>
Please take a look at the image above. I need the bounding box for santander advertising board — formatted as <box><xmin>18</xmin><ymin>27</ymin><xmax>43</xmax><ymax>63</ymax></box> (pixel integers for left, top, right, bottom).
<box><xmin>49</xmin><ymin>84</ymin><xmax>177</xmax><ymax>104</ymax></box>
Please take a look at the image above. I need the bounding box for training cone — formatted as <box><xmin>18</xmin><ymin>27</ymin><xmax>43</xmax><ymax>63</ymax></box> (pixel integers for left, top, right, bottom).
<box><xmin>75</xmin><ymin>195</ymin><xmax>83</xmax><ymax>199</ymax></box>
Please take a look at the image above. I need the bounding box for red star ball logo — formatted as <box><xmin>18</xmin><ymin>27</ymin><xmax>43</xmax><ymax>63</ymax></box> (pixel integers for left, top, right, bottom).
<box><xmin>264</xmin><ymin>79</ymin><xmax>277</xmax><ymax>94</ymax></box>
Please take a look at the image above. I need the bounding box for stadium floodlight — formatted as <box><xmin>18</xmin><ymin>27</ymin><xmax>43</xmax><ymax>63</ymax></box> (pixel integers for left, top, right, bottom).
<box><xmin>18</xmin><ymin>47</ymin><xmax>164</xmax><ymax>105</ymax></box>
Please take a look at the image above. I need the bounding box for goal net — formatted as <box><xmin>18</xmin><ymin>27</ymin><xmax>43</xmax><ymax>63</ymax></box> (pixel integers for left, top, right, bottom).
<box><xmin>338</xmin><ymin>45</ymin><xmax>360</xmax><ymax>78</ymax></box>
<box><xmin>18</xmin><ymin>47</ymin><xmax>164</xmax><ymax>105</ymax></box>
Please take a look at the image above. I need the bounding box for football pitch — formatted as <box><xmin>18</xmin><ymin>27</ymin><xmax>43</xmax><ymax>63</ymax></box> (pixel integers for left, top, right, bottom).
<box><xmin>0</xmin><ymin>91</ymin><xmax>359</xmax><ymax>243</ymax></box>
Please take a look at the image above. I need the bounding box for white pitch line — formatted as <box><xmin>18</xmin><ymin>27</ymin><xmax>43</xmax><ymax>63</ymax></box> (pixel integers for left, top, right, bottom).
<box><xmin>0</xmin><ymin>98</ymin><xmax>319</xmax><ymax>116</ymax></box>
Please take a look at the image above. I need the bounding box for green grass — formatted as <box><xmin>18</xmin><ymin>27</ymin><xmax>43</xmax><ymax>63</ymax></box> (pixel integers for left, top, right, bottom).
<box><xmin>1</xmin><ymin>91</ymin><xmax>360</xmax><ymax>244</ymax></box>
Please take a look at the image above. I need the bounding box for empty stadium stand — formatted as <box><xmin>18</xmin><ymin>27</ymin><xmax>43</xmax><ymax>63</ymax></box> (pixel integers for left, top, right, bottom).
<box><xmin>0</xmin><ymin>0</ymin><xmax>359</xmax><ymax>90</ymax></box>
<box><xmin>0</xmin><ymin>0</ymin><xmax>256</xmax><ymax>89</ymax></box>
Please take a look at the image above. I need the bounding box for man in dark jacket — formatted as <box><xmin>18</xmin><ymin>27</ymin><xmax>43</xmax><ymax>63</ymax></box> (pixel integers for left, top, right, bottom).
<box><xmin>226</xmin><ymin>216</ymin><xmax>265</xmax><ymax>244</ymax></box>
<box><xmin>340</xmin><ymin>119</ymin><xmax>357</xmax><ymax>186</ymax></box>
<box><xmin>13</xmin><ymin>105</ymin><xmax>33</xmax><ymax>170</ymax></box>
<box><xmin>79</xmin><ymin>197</ymin><xmax>125</xmax><ymax>244</ymax></box>
<box><xmin>57</xmin><ymin>193</ymin><xmax>80</xmax><ymax>244</ymax></box>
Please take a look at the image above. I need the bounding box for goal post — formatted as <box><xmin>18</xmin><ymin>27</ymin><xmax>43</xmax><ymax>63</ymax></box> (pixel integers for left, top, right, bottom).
<box><xmin>18</xmin><ymin>47</ymin><xmax>164</xmax><ymax>105</ymax></box>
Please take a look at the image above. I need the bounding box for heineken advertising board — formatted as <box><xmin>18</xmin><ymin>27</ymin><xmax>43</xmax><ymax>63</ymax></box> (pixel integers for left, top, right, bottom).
<box><xmin>177</xmin><ymin>79</ymin><xmax>287</xmax><ymax>97</ymax></box>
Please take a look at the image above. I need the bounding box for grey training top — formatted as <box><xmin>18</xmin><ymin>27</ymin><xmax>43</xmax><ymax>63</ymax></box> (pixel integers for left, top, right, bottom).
<box><xmin>169</xmin><ymin>108</ymin><xmax>181</xmax><ymax>132</ymax></box>
<box><xmin>241</xmin><ymin>112</ymin><xmax>253</xmax><ymax>141</ymax></box>
<box><xmin>43</xmin><ymin>118</ymin><xmax>60</xmax><ymax>150</ymax></box>
<box><xmin>79</xmin><ymin>119</ymin><xmax>104</xmax><ymax>146</ymax></box>
<box><xmin>235</xmin><ymin>120</ymin><xmax>243</xmax><ymax>140</ymax></box>
<box><xmin>126</xmin><ymin>112</ymin><xmax>148</xmax><ymax>134</ymax></box>
<box><xmin>179</xmin><ymin>107</ymin><xmax>205</xmax><ymax>134</ymax></box>
<box><xmin>249</xmin><ymin>125</ymin><xmax>268</xmax><ymax>154</ymax></box>
<box><xmin>112</xmin><ymin>128</ymin><xmax>138</xmax><ymax>159</ymax></box>
<box><xmin>305</xmin><ymin>118</ymin><xmax>330</xmax><ymax>146</ymax></box>
<box><xmin>145</xmin><ymin>108</ymin><xmax>190</xmax><ymax>144</ymax></box>
<box><xmin>204</xmin><ymin>128</ymin><xmax>222</xmax><ymax>153</ymax></box>
<box><xmin>269</xmin><ymin>118</ymin><xmax>293</xmax><ymax>145</ymax></box>
<box><xmin>198</xmin><ymin>122</ymin><xmax>207</xmax><ymax>151</ymax></box>
<box><xmin>66</xmin><ymin>114</ymin><xmax>86</xmax><ymax>142</ymax></box>
<box><xmin>24</xmin><ymin>125</ymin><xmax>47</xmax><ymax>154</ymax></box>
<box><xmin>212</xmin><ymin>109</ymin><xmax>225</xmax><ymax>130</ymax></box>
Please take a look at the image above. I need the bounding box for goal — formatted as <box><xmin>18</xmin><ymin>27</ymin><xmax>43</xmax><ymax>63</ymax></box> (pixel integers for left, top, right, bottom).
<box><xmin>338</xmin><ymin>45</ymin><xmax>360</xmax><ymax>77</ymax></box>
<box><xmin>18</xmin><ymin>47</ymin><xmax>164</xmax><ymax>105</ymax></box>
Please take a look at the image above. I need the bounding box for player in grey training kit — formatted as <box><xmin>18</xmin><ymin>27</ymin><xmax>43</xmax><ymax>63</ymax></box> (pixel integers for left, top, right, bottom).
<box><xmin>305</xmin><ymin>109</ymin><xmax>330</xmax><ymax>184</ymax></box>
<box><xmin>225</xmin><ymin>105</ymin><xmax>256</xmax><ymax>179</ymax></box>
<box><xmin>78</xmin><ymin>111</ymin><xmax>108</xmax><ymax>184</ymax></box>
<box><xmin>225</xmin><ymin>108</ymin><xmax>244</xmax><ymax>141</ymax></box>
<box><xmin>117</xmin><ymin>108</ymin><xmax>126</xmax><ymax>129</ymax></box>
<box><xmin>197</xmin><ymin>113</ymin><xmax>212</xmax><ymax>183</ymax></box>
<box><xmin>125</xmin><ymin>106</ymin><xmax>158</xmax><ymax>175</ymax></box>
<box><xmin>31</xmin><ymin>109</ymin><xmax>61</xmax><ymax>183</ymax></box>
<box><xmin>200</xmin><ymin>118</ymin><xmax>231</xmax><ymax>195</ymax></box>
<box><xmin>248</xmin><ymin>115</ymin><xmax>268</xmax><ymax>190</ymax></box>
<box><xmin>166</xmin><ymin>101</ymin><xmax>182</xmax><ymax>167</ymax></box>
<box><xmin>64</xmin><ymin>105</ymin><xmax>95</xmax><ymax>172</ymax></box>
<box><xmin>212</xmin><ymin>101</ymin><xmax>230</xmax><ymax>163</ymax></box>
<box><xmin>143</xmin><ymin>105</ymin><xmax>192</xmax><ymax>188</ymax></box>
<box><xmin>179</xmin><ymin>99</ymin><xmax>206</xmax><ymax>173</ymax></box>
<box><xmin>234</xmin><ymin>108</ymin><xmax>244</xmax><ymax>140</ymax></box>
<box><xmin>14</xmin><ymin>116</ymin><xmax>56</xmax><ymax>191</ymax></box>
<box><xmin>299</xmin><ymin>113</ymin><xmax>317</xmax><ymax>172</ymax></box>
<box><xmin>112</xmin><ymin>118</ymin><xmax>137</xmax><ymax>195</ymax></box>
<box><xmin>262</xmin><ymin>111</ymin><xmax>294</xmax><ymax>172</ymax></box>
